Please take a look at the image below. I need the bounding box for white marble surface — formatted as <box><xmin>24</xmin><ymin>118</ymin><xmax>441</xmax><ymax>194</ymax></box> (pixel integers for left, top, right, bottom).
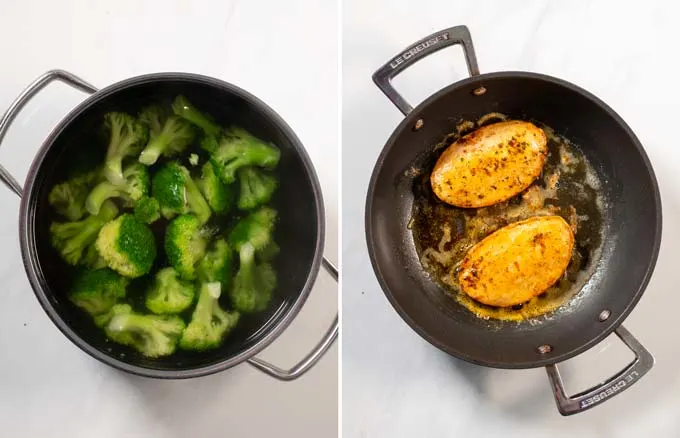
<box><xmin>343</xmin><ymin>1</ymin><xmax>680</xmax><ymax>437</ymax></box>
<box><xmin>0</xmin><ymin>1</ymin><xmax>338</xmax><ymax>437</ymax></box>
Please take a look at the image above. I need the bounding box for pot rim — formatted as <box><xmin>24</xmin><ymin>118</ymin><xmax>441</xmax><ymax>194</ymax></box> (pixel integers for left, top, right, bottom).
<box><xmin>19</xmin><ymin>72</ymin><xmax>326</xmax><ymax>378</ymax></box>
<box><xmin>365</xmin><ymin>70</ymin><xmax>663</xmax><ymax>369</ymax></box>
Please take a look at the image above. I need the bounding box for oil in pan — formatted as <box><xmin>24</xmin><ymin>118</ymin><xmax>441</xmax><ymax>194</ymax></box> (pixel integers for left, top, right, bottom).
<box><xmin>409</xmin><ymin>113</ymin><xmax>606</xmax><ymax>322</ymax></box>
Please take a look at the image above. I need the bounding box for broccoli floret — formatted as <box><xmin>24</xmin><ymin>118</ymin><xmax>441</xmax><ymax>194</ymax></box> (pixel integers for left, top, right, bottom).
<box><xmin>133</xmin><ymin>196</ymin><xmax>161</xmax><ymax>224</ymax></box>
<box><xmin>85</xmin><ymin>162</ymin><xmax>149</xmax><ymax>215</ymax></box>
<box><xmin>165</xmin><ymin>214</ymin><xmax>215</xmax><ymax>280</ymax></box>
<box><xmin>103</xmin><ymin>305</ymin><xmax>186</xmax><ymax>358</ymax></box>
<box><xmin>198</xmin><ymin>162</ymin><xmax>234</xmax><ymax>215</ymax></box>
<box><xmin>210</xmin><ymin>128</ymin><xmax>280</xmax><ymax>184</ymax></box>
<box><xmin>200</xmin><ymin>136</ymin><xmax>219</xmax><ymax>154</ymax></box>
<box><xmin>179</xmin><ymin>282</ymin><xmax>240</xmax><ymax>351</ymax></box>
<box><xmin>82</xmin><ymin>242</ymin><xmax>108</xmax><ymax>269</ymax></box>
<box><xmin>197</xmin><ymin>238</ymin><xmax>233</xmax><ymax>287</ymax></box>
<box><xmin>145</xmin><ymin>267</ymin><xmax>195</xmax><ymax>314</ymax></box>
<box><xmin>257</xmin><ymin>241</ymin><xmax>280</xmax><ymax>262</ymax></box>
<box><xmin>188</xmin><ymin>153</ymin><xmax>200</xmax><ymax>166</ymax></box>
<box><xmin>102</xmin><ymin>112</ymin><xmax>148</xmax><ymax>186</ymax></box>
<box><xmin>48</xmin><ymin>170</ymin><xmax>99</xmax><ymax>221</ymax></box>
<box><xmin>171</xmin><ymin>95</ymin><xmax>222</xmax><ymax>138</ymax></box>
<box><xmin>229</xmin><ymin>206</ymin><xmax>278</xmax><ymax>252</ymax></box>
<box><xmin>229</xmin><ymin>207</ymin><xmax>278</xmax><ymax>313</ymax></box>
<box><xmin>50</xmin><ymin>200</ymin><xmax>119</xmax><ymax>265</ymax></box>
<box><xmin>237</xmin><ymin>167</ymin><xmax>277</xmax><ymax>210</ymax></box>
<box><xmin>230</xmin><ymin>243</ymin><xmax>277</xmax><ymax>313</ymax></box>
<box><xmin>94</xmin><ymin>303</ymin><xmax>132</xmax><ymax>328</ymax></box>
<box><xmin>96</xmin><ymin>214</ymin><xmax>156</xmax><ymax>278</ymax></box>
<box><xmin>138</xmin><ymin>105</ymin><xmax>196</xmax><ymax>165</ymax></box>
<box><xmin>151</xmin><ymin>162</ymin><xmax>212</xmax><ymax>224</ymax></box>
<box><xmin>69</xmin><ymin>268</ymin><xmax>128</xmax><ymax>316</ymax></box>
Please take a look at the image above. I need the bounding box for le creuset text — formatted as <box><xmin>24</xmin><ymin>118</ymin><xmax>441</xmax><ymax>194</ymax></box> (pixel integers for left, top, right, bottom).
<box><xmin>389</xmin><ymin>32</ymin><xmax>450</xmax><ymax>69</ymax></box>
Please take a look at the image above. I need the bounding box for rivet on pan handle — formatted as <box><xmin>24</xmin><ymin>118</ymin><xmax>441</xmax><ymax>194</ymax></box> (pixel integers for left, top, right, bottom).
<box><xmin>372</xmin><ymin>25</ymin><xmax>480</xmax><ymax>116</ymax></box>
<box><xmin>545</xmin><ymin>325</ymin><xmax>654</xmax><ymax>415</ymax></box>
<box><xmin>0</xmin><ymin>70</ymin><xmax>98</xmax><ymax>198</ymax></box>
<box><xmin>248</xmin><ymin>257</ymin><xmax>338</xmax><ymax>381</ymax></box>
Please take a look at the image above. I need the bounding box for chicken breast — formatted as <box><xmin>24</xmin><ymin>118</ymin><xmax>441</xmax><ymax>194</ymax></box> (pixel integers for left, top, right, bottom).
<box><xmin>431</xmin><ymin>121</ymin><xmax>548</xmax><ymax>208</ymax></box>
<box><xmin>458</xmin><ymin>215</ymin><xmax>574</xmax><ymax>308</ymax></box>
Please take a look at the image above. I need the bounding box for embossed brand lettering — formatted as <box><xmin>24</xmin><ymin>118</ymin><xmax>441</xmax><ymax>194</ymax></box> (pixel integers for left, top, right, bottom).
<box><xmin>579</xmin><ymin>371</ymin><xmax>640</xmax><ymax>409</ymax></box>
<box><xmin>389</xmin><ymin>32</ymin><xmax>451</xmax><ymax>69</ymax></box>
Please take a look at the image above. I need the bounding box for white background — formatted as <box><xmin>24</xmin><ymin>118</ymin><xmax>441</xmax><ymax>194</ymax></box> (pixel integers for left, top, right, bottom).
<box><xmin>0</xmin><ymin>1</ymin><xmax>338</xmax><ymax>437</ymax></box>
<box><xmin>343</xmin><ymin>1</ymin><xmax>680</xmax><ymax>437</ymax></box>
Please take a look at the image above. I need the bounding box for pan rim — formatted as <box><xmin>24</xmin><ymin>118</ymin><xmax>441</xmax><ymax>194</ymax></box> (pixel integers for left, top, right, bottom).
<box><xmin>365</xmin><ymin>70</ymin><xmax>663</xmax><ymax>369</ymax></box>
<box><xmin>19</xmin><ymin>72</ymin><xmax>326</xmax><ymax>378</ymax></box>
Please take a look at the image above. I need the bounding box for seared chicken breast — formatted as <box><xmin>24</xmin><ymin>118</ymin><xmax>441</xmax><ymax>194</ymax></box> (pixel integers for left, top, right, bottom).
<box><xmin>431</xmin><ymin>121</ymin><xmax>548</xmax><ymax>208</ymax></box>
<box><xmin>458</xmin><ymin>215</ymin><xmax>574</xmax><ymax>307</ymax></box>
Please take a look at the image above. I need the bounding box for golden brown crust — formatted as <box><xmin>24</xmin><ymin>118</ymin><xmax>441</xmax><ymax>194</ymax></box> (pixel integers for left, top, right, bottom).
<box><xmin>458</xmin><ymin>216</ymin><xmax>574</xmax><ymax>307</ymax></box>
<box><xmin>430</xmin><ymin>121</ymin><xmax>548</xmax><ymax>208</ymax></box>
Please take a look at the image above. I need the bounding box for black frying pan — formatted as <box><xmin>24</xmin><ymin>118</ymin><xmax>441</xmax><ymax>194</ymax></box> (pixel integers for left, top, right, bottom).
<box><xmin>365</xmin><ymin>26</ymin><xmax>662</xmax><ymax>415</ymax></box>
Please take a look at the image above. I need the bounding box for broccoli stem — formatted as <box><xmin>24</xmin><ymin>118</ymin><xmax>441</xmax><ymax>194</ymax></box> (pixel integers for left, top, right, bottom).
<box><xmin>60</xmin><ymin>221</ymin><xmax>105</xmax><ymax>263</ymax></box>
<box><xmin>85</xmin><ymin>181</ymin><xmax>122</xmax><ymax>215</ymax></box>
<box><xmin>184</xmin><ymin>172</ymin><xmax>212</xmax><ymax>225</ymax></box>
<box><xmin>50</xmin><ymin>201</ymin><xmax>119</xmax><ymax>265</ymax></box>
<box><xmin>138</xmin><ymin>137</ymin><xmax>167</xmax><ymax>166</ymax></box>
<box><xmin>104</xmin><ymin>155</ymin><xmax>125</xmax><ymax>186</ymax></box>
<box><xmin>172</xmin><ymin>95</ymin><xmax>221</xmax><ymax>137</ymax></box>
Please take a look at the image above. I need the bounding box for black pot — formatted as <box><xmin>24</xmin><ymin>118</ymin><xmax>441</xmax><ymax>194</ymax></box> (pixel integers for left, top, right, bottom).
<box><xmin>0</xmin><ymin>70</ymin><xmax>337</xmax><ymax>380</ymax></box>
<box><xmin>366</xmin><ymin>26</ymin><xmax>661</xmax><ymax>415</ymax></box>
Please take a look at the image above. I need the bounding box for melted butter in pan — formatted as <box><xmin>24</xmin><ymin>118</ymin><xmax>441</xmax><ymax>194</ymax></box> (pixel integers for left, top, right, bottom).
<box><xmin>409</xmin><ymin>116</ymin><xmax>605</xmax><ymax>321</ymax></box>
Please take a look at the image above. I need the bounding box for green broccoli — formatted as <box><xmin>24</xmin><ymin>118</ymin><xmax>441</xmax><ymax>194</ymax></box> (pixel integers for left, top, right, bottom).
<box><xmin>50</xmin><ymin>200</ymin><xmax>119</xmax><ymax>265</ymax></box>
<box><xmin>171</xmin><ymin>95</ymin><xmax>222</xmax><ymax>138</ymax></box>
<box><xmin>197</xmin><ymin>238</ymin><xmax>233</xmax><ymax>287</ymax></box>
<box><xmin>102</xmin><ymin>112</ymin><xmax>148</xmax><ymax>186</ymax></box>
<box><xmin>133</xmin><ymin>196</ymin><xmax>161</xmax><ymax>224</ymax></box>
<box><xmin>229</xmin><ymin>207</ymin><xmax>278</xmax><ymax>313</ymax></box>
<box><xmin>179</xmin><ymin>282</ymin><xmax>240</xmax><ymax>351</ymax></box>
<box><xmin>257</xmin><ymin>241</ymin><xmax>280</xmax><ymax>262</ymax></box>
<box><xmin>85</xmin><ymin>162</ymin><xmax>149</xmax><ymax>215</ymax></box>
<box><xmin>229</xmin><ymin>206</ymin><xmax>278</xmax><ymax>252</ymax></box>
<box><xmin>200</xmin><ymin>136</ymin><xmax>219</xmax><ymax>154</ymax></box>
<box><xmin>198</xmin><ymin>162</ymin><xmax>235</xmax><ymax>215</ymax></box>
<box><xmin>81</xmin><ymin>242</ymin><xmax>108</xmax><ymax>269</ymax></box>
<box><xmin>69</xmin><ymin>268</ymin><xmax>128</xmax><ymax>316</ymax></box>
<box><xmin>210</xmin><ymin>128</ymin><xmax>281</xmax><ymax>184</ymax></box>
<box><xmin>138</xmin><ymin>105</ymin><xmax>196</xmax><ymax>165</ymax></box>
<box><xmin>145</xmin><ymin>267</ymin><xmax>195</xmax><ymax>314</ymax></box>
<box><xmin>230</xmin><ymin>243</ymin><xmax>277</xmax><ymax>313</ymax></box>
<box><xmin>237</xmin><ymin>167</ymin><xmax>277</xmax><ymax>210</ymax></box>
<box><xmin>103</xmin><ymin>305</ymin><xmax>186</xmax><ymax>358</ymax></box>
<box><xmin>48</xmin><ymin>169</ymin><xmax>99</xmax><ymax>221</ymax></box>
<box><xmin>96</xmin><ymin>214</ymin><xmax>156</xmax><ymax>278</ymax></box>
<box><xmin>94</xmin><ymin>302</ymin><xmax>132</xmax><ymax>328</ymax></box>
<box><xmin>151</xmin><ymin>161</ymin><xmax>212</xmax><ymax>224</ymax></box>
<box><xmin>165</xmin><ymin>214</ymin><xmax>215</xmax><ymax>280</ymax></box>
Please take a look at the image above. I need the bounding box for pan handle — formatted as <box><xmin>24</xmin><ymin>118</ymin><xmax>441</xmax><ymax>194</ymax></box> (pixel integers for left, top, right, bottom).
<box><xmin>247</xmin><ymin>257</ymin><xmax>338</xmax><ymax>381</ymax></box>
<box><xmin>0</xmin><ymin>69</ymin><xmax>98</xmax><ymax>198</ymax></box>
<box><xmin>372</xmin><ymin>25</ymin><xmax>480</xmax><ymax>116</ymax></box>
<box><xmin>545</xmin><ymin>325</ymin><xmax>654</xmax><ymax>416</ymax></box>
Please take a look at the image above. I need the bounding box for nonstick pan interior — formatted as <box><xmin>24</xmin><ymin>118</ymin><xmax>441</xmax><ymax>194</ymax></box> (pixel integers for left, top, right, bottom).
<box><xmin>21</xmin><ymin>75</ymin><xmax>324</xmax><ymax>376</ymax></box>
<box><xmin>366</xmin><ymin>72</ymin><xmax>661</xmax><ymax>368</ymax></box>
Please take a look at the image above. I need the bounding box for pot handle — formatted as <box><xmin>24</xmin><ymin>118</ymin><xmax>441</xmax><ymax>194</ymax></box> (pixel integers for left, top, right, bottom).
<box><xmin>372</xmin><ymin>25</ymin><xmax>480</xmax><ymax>116</ymax></box>
<box><xmin>0</xmin><ymin>69</ymin><xmax>97</xmax><ymax>197</ymax></box>
<box><xmin>545</xmin><ymin>325</ymin><xmax>654</xmax><ymax>415</ymax></box>
<box><xmin>247</xmin><ymin>257</ymin><xmax>338</xmax><ymax>381</ymax></box>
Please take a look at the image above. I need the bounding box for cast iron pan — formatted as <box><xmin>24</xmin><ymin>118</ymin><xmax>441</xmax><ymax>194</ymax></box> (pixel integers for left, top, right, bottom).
<box><xmin>365</xmin><ymin>26</ymin><xmax>662</xmax><ymax>415</ymax></box>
